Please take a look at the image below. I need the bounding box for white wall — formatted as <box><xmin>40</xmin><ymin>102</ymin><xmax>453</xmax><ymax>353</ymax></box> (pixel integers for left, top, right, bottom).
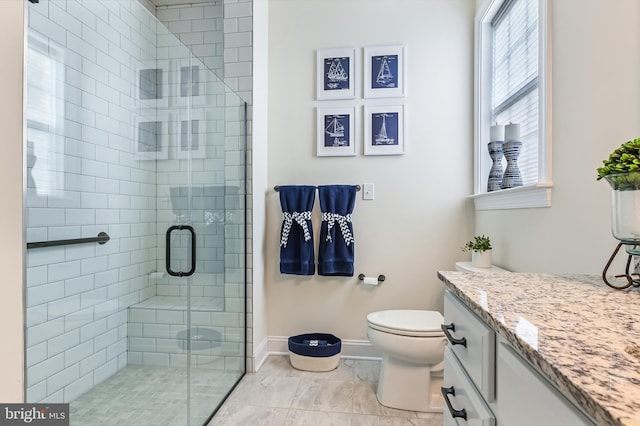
<box><xmin>476</xmin><ymin>0</ymin><xmax>640</xmax><ymax>274</ymax></box>
<box><xmin>251</xmin><ymin>0</ymin><xmax>268</xmax><ymax>370</ymax></box>
<box><xmin>266</xmin><ymin>0</ymin><xmax>476</xmax><ymax>341</ymax></box>
<box><xmin>0</xmin><ymin>0</ymin><xmax>25</xmax><ymax>403</ymax></box>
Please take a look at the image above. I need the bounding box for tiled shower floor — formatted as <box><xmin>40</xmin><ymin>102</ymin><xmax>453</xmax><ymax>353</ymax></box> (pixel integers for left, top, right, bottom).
<box><xmin>69</xmin><ymin>365</ymin><xmax>242</xmax><ymax>426</ymax></box>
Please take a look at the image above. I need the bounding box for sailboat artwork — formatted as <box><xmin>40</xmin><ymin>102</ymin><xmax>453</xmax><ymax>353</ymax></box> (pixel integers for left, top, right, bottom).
<box><xmin>371</xmin><ymin>55</ymin><xmax>398</xmax><ymax>89</ymax></box>
<box><xmin>372</xmin><ymin>112</ymin><xmax>398</xmax><ymax>146</ymax></box>
<box><xmin>324</xmin><ymin>57</ymin><xmax>350</xmax><ymax>91</ymax></box>
<box><xmin>324</xmin><ymin>114</ymin><xmax>350</xmax><ymax>147</ymax></box>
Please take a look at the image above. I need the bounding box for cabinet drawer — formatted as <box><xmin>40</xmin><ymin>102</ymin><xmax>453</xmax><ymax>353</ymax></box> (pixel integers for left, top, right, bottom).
<box><xmin>443</xmin><ymin>347</ymin><xmax>496</xmax><ymax>426</ymax></box>
<box><xmin>443</xmin><ymin>291</ymin><xmax>495</xmax><ymax>401</ymax></box>
<box><xmin>496</xmin><ymin>340</ymin><xmax>595</xmax><ymax>426</ymax></box>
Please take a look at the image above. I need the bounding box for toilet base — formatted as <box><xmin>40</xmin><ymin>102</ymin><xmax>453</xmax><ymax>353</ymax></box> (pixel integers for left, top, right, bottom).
<box><xmin>376</xmin><ymin>354</ymin><xmax>444</xmax><ymax>413</ymax></box>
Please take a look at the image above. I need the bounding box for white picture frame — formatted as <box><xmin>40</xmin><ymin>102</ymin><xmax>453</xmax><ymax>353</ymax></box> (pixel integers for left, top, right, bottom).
<box><xmin>363</xmin><ymin>45</ymin><xmax>406</xmax><ymax>98</ymax></box>
<box><xmin>317</xmin><ymin>106</ymin><xmax>357</xmax><ymax>157</ymax></box>
<box><xmin>174</xmin><ymin>119</ymin><xmax>206</xmax><ymax>159</ymax></box>
<box><xmin>136</xmin><ymin>65</ymin><xmax>169</xmax><ymax>109</ymax></box>
<box><xmin>172</xmin><ymin>108</ymin><xmax>207</xmax><ymax>159</ymax></box>
<box><xmin>134</xmin><ymin>114</ymin><xmax>169</xmax><ymax>160</ymax></box>
<box><xmin>316</xmin><ymin>48</ymin><xmax>356</xmax><ymax>100</ymax></box>
<box><xmin>364</xmin><ymin>104</ymin><xmax>406</xmax><ymax>156</ymax></box>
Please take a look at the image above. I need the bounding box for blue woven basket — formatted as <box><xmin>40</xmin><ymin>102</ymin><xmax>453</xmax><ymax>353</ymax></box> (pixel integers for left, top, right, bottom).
<box><xmin>288</xmin><ymin>333</ymin><xmax>341</xmax><ymax>371</ymax></box>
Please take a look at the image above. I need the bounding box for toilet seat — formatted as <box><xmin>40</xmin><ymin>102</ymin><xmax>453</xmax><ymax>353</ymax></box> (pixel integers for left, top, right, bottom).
<box><xmin>367</xmin><ymin>310</ymin><xmax>444</xmax><ymax>337</ymax></box>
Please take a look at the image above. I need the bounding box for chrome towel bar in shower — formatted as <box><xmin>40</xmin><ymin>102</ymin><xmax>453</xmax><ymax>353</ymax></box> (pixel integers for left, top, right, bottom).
<box><xmin>27</xmin><ymin>232</ymin><xmax>110</xmax><ymax>249</ymax></box>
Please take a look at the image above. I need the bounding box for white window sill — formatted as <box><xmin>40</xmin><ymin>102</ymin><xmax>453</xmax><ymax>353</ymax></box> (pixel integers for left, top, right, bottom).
<box><xmin>470</xmin><ymin>183</ymin><xmax>553</xmax><ymax>211</ymax></box>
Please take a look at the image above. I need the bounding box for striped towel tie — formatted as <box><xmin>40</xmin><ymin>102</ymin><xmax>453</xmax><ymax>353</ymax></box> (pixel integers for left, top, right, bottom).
<box><xmin>280</xmin><ymin>211</ymin><xmax>312</xmax><ymax>247</ymax></box>
<box><xmin>322</xmin><ymin>212</ymin><xmax>354</xmax><ymax>246</ymax></box>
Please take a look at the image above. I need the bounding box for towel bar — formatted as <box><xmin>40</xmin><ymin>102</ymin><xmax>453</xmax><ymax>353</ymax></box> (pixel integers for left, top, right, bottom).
<box><xmin>274</xmin><ymin>185</ymin><xmax>361</xmax><ymax>192</ymax></box>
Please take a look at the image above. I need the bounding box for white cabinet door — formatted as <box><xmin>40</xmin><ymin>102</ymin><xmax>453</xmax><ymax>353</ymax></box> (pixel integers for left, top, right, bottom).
<box><xmin>443</xmin><ymin>347</ymin><xmax>496</xmax><ymax>426</ymax></box>
<box><xmin>444</xmin><ymin>409</ymin><xmax>459</xmax><ymax>426</ymax></box>
<box><xmin>496</xmin><ymin>340</ymin><xmax>595</xmax><ymax>426</ymax></box>
<box><xmin>444</xmin><ymin>291</ymin><xmax>496</xmax><ymax>401</ymax></box>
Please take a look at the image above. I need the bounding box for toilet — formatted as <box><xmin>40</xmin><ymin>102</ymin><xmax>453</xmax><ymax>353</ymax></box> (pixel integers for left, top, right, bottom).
<box><xmin>367</xmin><ymin>309</ymin><xmax>447</xmax><ymax>412</ymax></box>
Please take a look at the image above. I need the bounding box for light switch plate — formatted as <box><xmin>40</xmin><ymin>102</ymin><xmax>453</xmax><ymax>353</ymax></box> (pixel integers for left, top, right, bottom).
<box><xmin>363</xmin><ymin>183</ymin><xmax>374</xmax><ymax>200</ymax></box>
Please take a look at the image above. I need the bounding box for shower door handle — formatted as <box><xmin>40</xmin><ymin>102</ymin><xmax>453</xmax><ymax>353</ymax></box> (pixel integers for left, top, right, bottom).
<box><xmin>166</xmin><ymin>225</ymin><xmax>196</xmax><ymax>277</ymax></box>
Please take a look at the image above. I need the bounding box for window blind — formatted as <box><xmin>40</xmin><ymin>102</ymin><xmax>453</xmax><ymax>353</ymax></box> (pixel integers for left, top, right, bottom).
<box><xmin>492</xmin><ymin>0</ymin><xmax>539</xmax><ymax>186</ymax></box>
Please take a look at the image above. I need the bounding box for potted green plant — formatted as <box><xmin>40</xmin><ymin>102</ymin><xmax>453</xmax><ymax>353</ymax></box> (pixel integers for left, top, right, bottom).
<box><xmin>597</xmin><ymin>137</ymin><xmax>640</xmax><ymax>187</ymax></box>
<box><xmin>462</xmin><ymin>235</ymin><xmax>492</xmax><ymax>268</ymax></box>
<box><xmin>597</xmin><ymin>137</ymin><xmax>640</xmax><ymax>243</ymax></box>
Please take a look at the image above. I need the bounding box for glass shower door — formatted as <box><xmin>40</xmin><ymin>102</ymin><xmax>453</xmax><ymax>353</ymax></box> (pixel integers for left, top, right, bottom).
<box><xmin>154</xmin><ymin>24</ymin><xmax>247</xmax><ymax>425</ymax></box>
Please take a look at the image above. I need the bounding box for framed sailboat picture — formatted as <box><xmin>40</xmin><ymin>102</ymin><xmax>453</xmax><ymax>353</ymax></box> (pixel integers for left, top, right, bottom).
<box><xmin>364</xmin><ymin>105</ymin><xmax>406</xmax><ymax>155</ymax></box>
<box><xmin>317</xmin><ymin>106</ymin><xmax>357</xmax><ymax>156</ymax></box>
<box><xmin>317</xmin><ymin>48</ymin><xmax>356</xmax><ymax>100</ymax></box>
<box><xmin>363</xmin><ymin>45</ymin><xmax>406</xmax><ymax>98</ymax></box>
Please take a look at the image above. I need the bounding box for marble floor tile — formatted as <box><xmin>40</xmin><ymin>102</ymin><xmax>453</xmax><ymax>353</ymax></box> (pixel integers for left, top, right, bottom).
<box><xmin>284</xmin><ymin>409</ymin><xmax>352</xmax><ymax>426</ymax></box>
<box><xmin>223</xmin><ymin>374</ymin><xmax>301</xmax><ymax>408</ymax></box>
<box><xmin>210</xmin><ymin>356</ymin><xmax>444</xmax><ymax>426</ymax></box>
<box><xmin>352</xmin><ymin>381</ymin><xmax>385</xmax><ymax>416</ymax></box>
<box><xmin>290</xmin><ymin>377</ymin><xmax>355</xmax><ymax>412</ymax></box>
<box><xmin>352</xmin><ymin>414</ymin><xmax>443</xmax><ymax>426</ymax></box>
<box><xmin>209</xmin><ymin>404</ymin><xmax>289</xmax><ymax>426</ymax></box>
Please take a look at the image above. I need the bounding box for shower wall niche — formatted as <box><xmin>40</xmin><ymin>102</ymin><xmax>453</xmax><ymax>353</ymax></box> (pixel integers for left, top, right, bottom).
<box><xmin>25</xmin><ymin>0</ymin><xmax>246</xmax><ymax>420</ymax></box>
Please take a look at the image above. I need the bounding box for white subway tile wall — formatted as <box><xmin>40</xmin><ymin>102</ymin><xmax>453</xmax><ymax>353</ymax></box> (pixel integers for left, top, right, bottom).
<box><xmin>26</xmin><ymin>0</ymin><xmax>248</xmax><ymax>405</ymax></box>
<box><xmin>157</xmin><ymin>3</ymin><xmax>224</xmax><ymax>83</ymax></box>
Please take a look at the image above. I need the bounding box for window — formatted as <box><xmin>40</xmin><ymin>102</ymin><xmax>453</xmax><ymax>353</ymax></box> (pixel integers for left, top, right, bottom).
<box><xmin>473</xmin><ymin>0</ymin><xmax>551</xmax><ymax>210</ymax></box>
<box><xmin>26</xmin><ymin>33</ymin><xmax>65</xmax><ymax>199</ymax></box>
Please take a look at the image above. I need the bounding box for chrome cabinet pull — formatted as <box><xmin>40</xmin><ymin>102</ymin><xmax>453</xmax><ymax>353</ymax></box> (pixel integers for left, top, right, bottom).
<box><xmin>166</xmin><ymin>225</ymin><xmax>196</xmax><ymax>277</ymax></box>
<box><xmin>441</xmin><ymin>386</ymin><xmax>467</xmax><ymax>420</ymax></box>
<box><xmin>441</xmin><ymin>323</ymin><xmax>467</xmax><ymax>347</ymax></box>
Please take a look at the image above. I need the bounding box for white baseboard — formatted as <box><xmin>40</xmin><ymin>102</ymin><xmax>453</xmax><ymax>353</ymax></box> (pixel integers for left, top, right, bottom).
<box><xmin>266</xmin><ymin>336</ymin><xmax>382</xmax><ymax>360</ymax></box>
<box><xmin>252</xmin><ymin>336</ymin><xmax>269</xmax><ymax>372</ymax></box>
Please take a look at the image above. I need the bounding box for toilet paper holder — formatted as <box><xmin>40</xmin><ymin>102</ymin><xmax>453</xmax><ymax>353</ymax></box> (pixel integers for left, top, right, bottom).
<box><xmin>358</xmin><ymin>274</ymin><xmax>386</xmax><ymax>283</ymax></box>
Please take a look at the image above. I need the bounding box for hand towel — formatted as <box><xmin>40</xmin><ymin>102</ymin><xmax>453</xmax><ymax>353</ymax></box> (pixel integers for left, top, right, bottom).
<box><xmin>279</xmin><ymin>185</ymin><xmax>316</xmax><ymax>275</ymax></box>
<box><xmin>317</xmin><ymin>185</ymin><xmax>357</xmax><ymax>276</ymax></box>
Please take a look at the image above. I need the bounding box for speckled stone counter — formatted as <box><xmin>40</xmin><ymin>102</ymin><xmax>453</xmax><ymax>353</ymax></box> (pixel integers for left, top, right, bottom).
<box><xmin>437</xmin><ymin>271</ymin><xmax>640</xmax><ymax>426</ymax></box>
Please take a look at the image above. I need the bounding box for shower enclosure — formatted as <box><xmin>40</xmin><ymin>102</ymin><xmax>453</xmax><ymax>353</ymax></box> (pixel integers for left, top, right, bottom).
<box><xmin>24</xmin><ymin>1</ymin><xmax>246</xmax><ymax>424</ymax></box>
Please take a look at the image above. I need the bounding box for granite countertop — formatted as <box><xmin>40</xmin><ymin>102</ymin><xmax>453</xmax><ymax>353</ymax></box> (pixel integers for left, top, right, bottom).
<box><xmin>437</xmin><ymin>271</ymin><xmax>640</xmax><ymax>426</ymax></box>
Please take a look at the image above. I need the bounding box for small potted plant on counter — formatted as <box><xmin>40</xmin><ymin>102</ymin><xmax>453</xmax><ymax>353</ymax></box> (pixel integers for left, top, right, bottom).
<box><xmin>462</xmin><ymin>235</ymin><xmax>492</xmax><ymax>268</ymax></box>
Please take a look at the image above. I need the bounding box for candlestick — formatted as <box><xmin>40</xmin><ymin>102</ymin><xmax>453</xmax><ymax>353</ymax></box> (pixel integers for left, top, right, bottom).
<box><xmin>501</xmin><ymin>141</ymin><xmax>523</xmax><ymax>189</ymax></box>
<box><xmin>490</xmin><ymin>124</ymin><xmax>505</xmax><ymax>142</ymax></box>
<box><xmin>487</xmin><ymin>141</ymin><xmax>504</xmax><ymax>192</ymax></box>
<box><xmin>505</xmin><ymin>123</ymin><xmax>520</xmax><ymax>142</ymax></box>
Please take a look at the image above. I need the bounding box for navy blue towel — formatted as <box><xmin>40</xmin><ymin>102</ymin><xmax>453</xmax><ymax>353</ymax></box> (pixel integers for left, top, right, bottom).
<box><xmin>317</xmin><ymin>185</ymin><xmax>357</xmax><ymax>276</ymax></box>
<box><xmin>279</xmin><ymin>185</ymin><xmax>316</xmax><ymax>275</ymax></box>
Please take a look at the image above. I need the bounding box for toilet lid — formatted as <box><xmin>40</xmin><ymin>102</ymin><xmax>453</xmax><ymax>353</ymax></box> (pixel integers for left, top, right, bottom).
<box><xmin>367</xmin><ymin>310</ymin><xmax>444</xmax><ymax>337</ymax></box>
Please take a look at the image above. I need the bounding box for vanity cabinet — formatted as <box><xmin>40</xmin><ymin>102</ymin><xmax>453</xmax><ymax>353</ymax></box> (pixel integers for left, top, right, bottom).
<box><xmin>442</xmin><ymin>290</ymin><xmax>596</xmax><ymax>426</ymax></box>
<box><xmin>496</xmin><ymin>339</ymin><xmax>595</xmax><ymax>426</ymax></box>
